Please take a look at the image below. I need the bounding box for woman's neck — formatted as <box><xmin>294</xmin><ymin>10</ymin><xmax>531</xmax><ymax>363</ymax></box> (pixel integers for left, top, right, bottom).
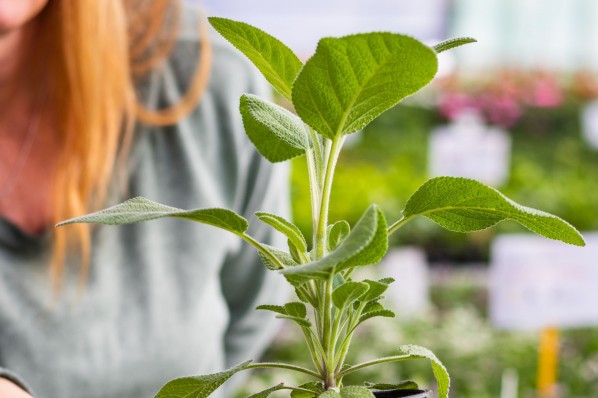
<box><xmin>0</xmin><ymin>19</ymin><xmax>39</xmax><ymax>110</ymax></box>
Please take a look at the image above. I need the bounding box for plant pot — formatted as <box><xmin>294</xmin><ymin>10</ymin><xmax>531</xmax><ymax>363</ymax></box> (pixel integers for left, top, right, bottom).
<box><xmin>372</xmin><ymin>390</ymin><xmax>430</xmax><ymax>398</ymax></box>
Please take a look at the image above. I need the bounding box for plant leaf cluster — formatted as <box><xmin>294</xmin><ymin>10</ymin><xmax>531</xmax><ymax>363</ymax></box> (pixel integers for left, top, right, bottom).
<box><xmin>57</xmin><ymin>15</ymin><xmax>584</xmax><ymax>398</ymax></box>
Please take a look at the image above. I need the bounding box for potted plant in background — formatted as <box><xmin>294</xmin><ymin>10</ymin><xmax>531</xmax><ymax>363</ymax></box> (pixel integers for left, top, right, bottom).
<box><xmin>58</xmin><ymin>18</ymin><xmax>584</xmax><ymax>398</ymax></box>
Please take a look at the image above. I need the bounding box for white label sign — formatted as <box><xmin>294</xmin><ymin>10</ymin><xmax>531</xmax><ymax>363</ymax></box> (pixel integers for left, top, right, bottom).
<box><xmin>429</xmin><ymin>112</ymin><xmax>511</xmax><ymax>187</ymax></box>
<box><xmin>581</xmin><ymin>100</ymin><xmax>598</xmax><ymax>150</ymax></box>
<box><xmin>489</xmin><ymin>233</ymin><xmax>598</xmax><ymax>330</ymax></box>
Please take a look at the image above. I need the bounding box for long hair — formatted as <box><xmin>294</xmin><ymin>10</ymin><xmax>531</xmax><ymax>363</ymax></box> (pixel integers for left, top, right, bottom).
<box><xmin>41</xmin><ymin>0</ymin><xmax>211</xmax><ymax>290</ymax></box>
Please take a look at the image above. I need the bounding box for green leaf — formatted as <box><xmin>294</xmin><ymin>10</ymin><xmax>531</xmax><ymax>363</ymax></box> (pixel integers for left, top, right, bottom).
<box><xmin>256</xmin><ymin>304</ymin><xmax>287</xmax><ymax>316</ymax></box>
<box><xmin>318</xmin><ymin>391</ymin><xmax>340</xmax><ymax>398</ymax></box>
<box><xmin>284</xmin><ymin>302</ymin><xmax>307</xmax><ymax>318</ymax></box>
<box><xmin>358</xmin><ymin>309</ymin><xmax>395</xmax><ymax>326</ymax></box>
<box><xmin>258</xmin><ymin>245</ymin><xmax>297</xmax><ymax>271</ymax></box>
<box><xmin>154</xmin><ymin>361</ymin><xmax>252</xmax><ymax>398</ymax></box>
<box><xmin>56</xmin><ymin>197</ymin><xmax>248</xmax><ymax>234</ymax></box>
<box><xmin>292</xmin><ymin>33</ymin><xmax>437</xmax><ymax>139</ymax></box>
<box><xmin>340</xmin><ymin>386</ymin><xmax>375</xmax><ymax>398</ymax></box>
<box><xmin>256</xmin><ymin>211</ymin><xmax>308</xmax><ymax>252</ymax></box>
<box><xmin>294</xmin><ymin>287</ymin><xmax>316</xmax><ymax>306</ymax></box>
<box><xmin>360</xmin><ymin>279</ymin><xmax>391</xmax><ymax>302</ymax></box>
<box><xmin>246</xmin><ymin>384</ymin><xmax>285</xmax><ymax>398</ymax></box>
<box><xmin>364</xmin><ymin>381</ymin><xmax>419</xmax><ymax>391</ymax></box>
<box><xmin>281</xmin><ymin>205</ymin><xmax>388</xmax><ymax>280</ymax></box>
<box><xmin>289</xmin><ymin>240</ymin><xmax>303</xmax><ymax>264</ymax></box>
<box><xmin>361</xmin><ymin>301</ymin><xmax>385</xmax><ymax>314</ymax></box>
<box><xmin>332</xmin><ymin>282</ymin><xmax>370</xmax><ymax>309</ymax></box>
<box><xmin>327</xmin><ymin>220</ymin><xmax>351</xmax><ymax>251</ymax></box>
<box><xmin>402</xmin><ymin>177</ymin><xmax>585</xmax><ymax>246</ymax></box>
<box><xmin>208</xmin><ymin>17</ymin><xmax>302</xmax><ymax>99</ymax></box>
<box><xmin>276</xmin><ymin>314</ymin><xmax>311</xmax><ymax>328</ymax></box>
<box><xmin>398</xmin><ymin>345</ymin><xmax>450</xmax><ymax>398</ymax></box>
<box><xmin>433</xmin><ymin>37</ymin><xmax>476</xmax><ymax>53</ymax></box>
<box><xmin>241</xmin><ymin>95</ymin><xmax>308</xmax><ymax>163</ymax></box>
<box><xmin>291</xmin><ymin>382</ymin><xmax>324</xmax><ymax>398</ymax></box>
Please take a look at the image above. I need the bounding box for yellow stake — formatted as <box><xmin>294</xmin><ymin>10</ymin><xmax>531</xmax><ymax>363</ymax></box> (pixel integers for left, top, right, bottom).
<box><xmin>537</xmin><ymin>327</ymin><xmax>559</xmax><ymax>398</ymax></box>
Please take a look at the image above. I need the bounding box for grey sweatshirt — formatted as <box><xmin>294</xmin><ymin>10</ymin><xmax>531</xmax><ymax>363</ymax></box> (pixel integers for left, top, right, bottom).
<box><xmin>0</xmin><ymin>9</ymin><xmax>290</xmax><ymax>398</ymax></box>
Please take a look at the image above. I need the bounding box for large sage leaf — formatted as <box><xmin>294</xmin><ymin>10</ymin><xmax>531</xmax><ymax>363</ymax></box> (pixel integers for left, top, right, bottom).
<box><xmin>56</xmin><ymin>197</ymin><xmax>248</xmax><ymax>234</ymax></box>
<box><xmin>209</xmin><ymin>17</ymin><xmax>302</xmax><ymax>99</ymax></box>
<box><xmin>401</xmin><ymin>177</ymin><xmax>585</xmax><ymax>246</ymax></box>
<box><xmin>154</xmin><ymin>361</ymin><xmax>252</xmax><ymax>398</ymax></box>
<box><xmin>292</xmin><ymin>33</ymin><xmax>437</xmax><ymax>139</ymax></box>
<box><xmin>398</xmin><ymin>345</ymin><xmax>449</xmax><ymax>398</ymax></box>
<box><xmin>241</xmin><ymin>95</ymin><xmax>308</xmax><ymax>163</ymax></box>
<box><xmin>281</xmin><ymin>205</ymin><xmax>388</xmax><ymax>280</ymax></box>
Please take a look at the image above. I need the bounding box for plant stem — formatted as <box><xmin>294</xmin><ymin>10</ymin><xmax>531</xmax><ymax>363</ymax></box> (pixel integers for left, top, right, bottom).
<box><xmin>247</xmin><ymin>362</ymin><xmax>321</xmax><ymax>379</ymax></box>
<box><xmin>301</xmin><ymin>326</ymin><xmax>325</xmax><ymax>374</ymax></box>
<box><xmin>239</xmin><ymin>233</ymin><xmax>285</xmax><ymax>269</ymax></box>
<box><xmin>387</xmin><ymin>215</ymin><xmax>414</xmax><ymax>235</ymax></box>
<box><xmin>322</xmin><ymin>273</ymin><xmax>336</xmax><ymax>388</ymax></box>
<box><xmin>337</xmin><ymin>355</ymin><xmax>411</xmax><ymax>378</ymax></box>
<box><xmin>305</xmin><ymin>148</ymin><xmax>321</xmax><ymax>249</ymax></box>
<box><xmin>315</xmin><ymin>136</ymin><xmax>344</xmax><ymax>259</ymax></box>
<box><xmin>334</xmin><ymin>301</ymin><xmax>365</xmax><ymax>371</ymax></box>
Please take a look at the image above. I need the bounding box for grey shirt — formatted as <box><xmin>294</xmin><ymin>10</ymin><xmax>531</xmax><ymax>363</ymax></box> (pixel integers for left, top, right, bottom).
<box><xmin>0</xmin><ymin>9</ymin><xmax>289</xmax><ymax>398</ymax></box>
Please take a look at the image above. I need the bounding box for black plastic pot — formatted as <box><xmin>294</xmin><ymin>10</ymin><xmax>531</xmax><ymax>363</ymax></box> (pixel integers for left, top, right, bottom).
<box><xmin>372</xmin><ymin>390</ymin><xmax>430</xmax><ymax>398</ymax></box>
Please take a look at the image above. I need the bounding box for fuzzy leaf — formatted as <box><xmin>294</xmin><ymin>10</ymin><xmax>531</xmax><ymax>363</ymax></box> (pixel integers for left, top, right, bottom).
<box><xmin>340</xmin><ymin>386</ymin><xmax>375</xmax><ymax>398</ymax></box>
<box><xmin>361</xmin><ymin>301</ymin><xmax>385</xmax><ymax>314</ymax></box>
<box><xmin>246</xmin><ymin>384</ymin><xmax>285</xmax><ymax>398</ymax></box>
<box><xmin>358</xmin><ymin>309</ymin><xmax>395</xmax><ymax>326</ymax></box>
<box><xmin>398</xmin><ymin>345</ymin><xmax>450</xmax><ymax>398</ymax></box>
<box><xmin>57</xmin><ymin>197</ymin><xmax>248</xmax><ymax>234</ymax></box>
<box><xmin>292</xmin><ymin>33</ymin><xmax>437</xmax><ymax>139</ymax></box>
<box><xmin>402</xmin><ymin>177</ymin><xmax>585</xmax><ymax>246</ymax></box>
<box><xmin>258</xmin><ymin>245</ymin><xmax>297</xmax><ymax>271</ymax></box>
<box><xmin>241</xmin><ymin>95</ymin><xmax>308</xmax><ymax>163</ymax></box>
<box><xmin>378</xmin><ymin>277</ymin><xmax>395</xmax><ymax>285</ymax></box>
<box><xmin>289</xmin><ymin>240</ymin><xmax>303</xmax><ymax>264</ymax></box>
<box><xmin>318</xmin><ymin>391</ymin><xmax>340</xmax><ymax>398</ymax></box>
<box><xmin>154</xmin><ymin>361</ymin><xmax>251</xmax><ymax>398</ymax></box>
<box><xmin>209</xmin><ymin>17</ymin><xmax>302</xmax><ymax>99</ymax></box>
<box><xmin>281</xmin><ymin>205</ymin><xmax>388</xmax><ymax>280</ymax></box>
<box><xmin>332</xmin><ymin>282</ymin><xmax>370</xmax><ymax>309</ymax></box>
<box><xmin>433</xmin><ymin>37</ymin><xmax>476</xmax><ymax>53</ymax></box>
<box><xmin>276</xmin><ymin>315</ymin><xmax>311</xmax><ymax>327</ymax></box>
<box><xmin>256</xmin><ymin>211</ymin><xmax>308</xmax><ymax>252</ymax></box>
<box><xmin>327</xmin><ymin>220</ymin><xmax>351</xmax><ymax>251</ymax></box>
<box><xmin>284</xmin><ymin>302</ymin><xmax>307</xmax><ymax>318</ymax></box>
<box><xmin>256</xmin><ymin>305</ymin><xmax>287</xmax><ymax>315</ymax></box>
<box><xmin>291</xmin><ymin>382</ymin><xmax>324</xmax><ymax>398</ymax></box>
<box><xmin>365</xmin><ymin>381</ymin><xmax>419</xmax><ymax>391</ymax></box>
<box><xmin>361</xmin><ymin>279</ymin><xmax>391</xmax><ymax>302</ymax></box>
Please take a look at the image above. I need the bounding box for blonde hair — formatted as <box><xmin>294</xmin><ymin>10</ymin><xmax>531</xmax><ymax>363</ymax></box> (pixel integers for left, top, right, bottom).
<box><xmin>42</xmin><ymin>0</ymin><xmax>212</xmax><ymax>290</ymax></box>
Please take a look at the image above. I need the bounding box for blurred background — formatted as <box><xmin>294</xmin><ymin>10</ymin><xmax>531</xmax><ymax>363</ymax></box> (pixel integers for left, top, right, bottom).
<box><xmin>193</xmin><ymin>1</ymin><xmax>598</xmax><ymax>397</ymax></box>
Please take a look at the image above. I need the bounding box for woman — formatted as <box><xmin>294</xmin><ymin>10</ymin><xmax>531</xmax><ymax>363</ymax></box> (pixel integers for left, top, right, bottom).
<box><xmin>0</xmin><ymin>1</ymin><xmax>289</xmax><ymax>397</ymax></box>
